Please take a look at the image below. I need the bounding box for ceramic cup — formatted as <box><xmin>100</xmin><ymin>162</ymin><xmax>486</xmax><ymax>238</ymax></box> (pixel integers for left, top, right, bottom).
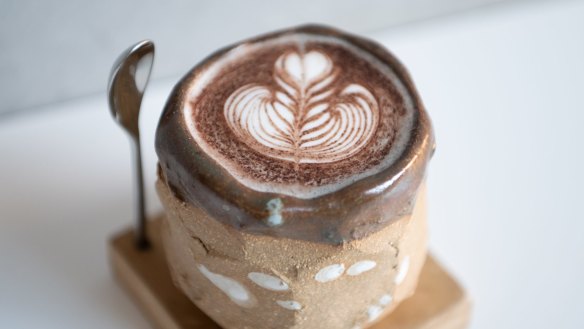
<box><xmin>155</xmin><ymin>25</ymin><xmax>434</xmax><ymax>329</ymax></box>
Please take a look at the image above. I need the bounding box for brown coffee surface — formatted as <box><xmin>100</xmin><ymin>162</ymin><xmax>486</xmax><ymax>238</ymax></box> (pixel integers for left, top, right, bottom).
<box><xmin>156</xmin><ymin>25</ymin><xmax>434</xmax><ymax>243</ymax></box>
<box><xmin>183</xmin><ymin>34</ymin><xmax>415</xmax><ymax>198</ymax></box>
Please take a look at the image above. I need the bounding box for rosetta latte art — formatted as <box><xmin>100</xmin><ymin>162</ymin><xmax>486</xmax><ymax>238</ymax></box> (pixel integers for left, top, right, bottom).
<box><xmin>224</xmin><ymin>50</ymin><xmax>379</xmax><ymax>164</ymax></box>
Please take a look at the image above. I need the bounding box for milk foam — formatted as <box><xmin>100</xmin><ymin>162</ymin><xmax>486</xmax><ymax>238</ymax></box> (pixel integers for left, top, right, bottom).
<box><xmin>183</xmin><ymin>33</ymin><xmax>415</xmax><ymax>198</ymax></box>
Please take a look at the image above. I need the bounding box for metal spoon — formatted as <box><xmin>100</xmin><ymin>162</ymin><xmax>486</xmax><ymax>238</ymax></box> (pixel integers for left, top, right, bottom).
<box><xmin>108</xmin><ymin>40</ymin><xmax>155</xmax><ymax>250</ymax></box>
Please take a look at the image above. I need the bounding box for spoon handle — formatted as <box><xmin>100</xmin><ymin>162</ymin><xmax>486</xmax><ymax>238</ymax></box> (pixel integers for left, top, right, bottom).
<box><xmin>133</xmin><ymin>135</ymin><xmax>150</xmax><ymax>250</ymax></box>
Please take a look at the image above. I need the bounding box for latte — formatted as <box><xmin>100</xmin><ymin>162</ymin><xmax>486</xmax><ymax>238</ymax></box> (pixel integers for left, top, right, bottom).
<box><xmin>156</xmin><ymin>25</ymin><xmax>434</xmax><ymax>243</ymax></box>
<box><xmin>182</xmin><ymin>34</ymin><xmax>415</xmax><ymax>198</ymax></box>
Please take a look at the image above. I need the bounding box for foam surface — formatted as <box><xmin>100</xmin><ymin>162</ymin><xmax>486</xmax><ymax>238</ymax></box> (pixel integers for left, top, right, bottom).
<box><xmin>183</xmin><ymin>33</ymin><xmax>415</xmax><ymax>198</ymax></box>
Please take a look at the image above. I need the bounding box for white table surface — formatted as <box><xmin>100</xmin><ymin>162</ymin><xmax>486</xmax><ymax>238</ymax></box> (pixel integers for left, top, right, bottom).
<box><xmin>1</xmin><ymin>1</ymin><xmax>583</xmax><ymax>328</ymax></box>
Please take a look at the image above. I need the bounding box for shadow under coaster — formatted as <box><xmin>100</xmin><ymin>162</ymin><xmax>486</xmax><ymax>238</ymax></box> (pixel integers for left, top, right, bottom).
<box><xmin>109</xmin><ymin>217</ymin><xmax>471</xmax><ymax>329</ymax></box>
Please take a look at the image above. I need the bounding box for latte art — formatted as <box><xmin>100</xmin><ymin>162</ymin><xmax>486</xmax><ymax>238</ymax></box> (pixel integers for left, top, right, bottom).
<box><xmin>174</xmin><ymin>32</ymin><xmax>419</xmax><ymax>198</ymax></box>
<box><xmin>224</xmin><ymin>50</ymin><xmax>379</xmax><ymax>163</ymax></box>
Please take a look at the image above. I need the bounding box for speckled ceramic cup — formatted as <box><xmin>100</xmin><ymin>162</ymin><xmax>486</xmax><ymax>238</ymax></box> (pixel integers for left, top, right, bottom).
<box><xmin>155</xmin><ymin>25</ymin><xmax>434</xmax><ymax>329</ymax></box>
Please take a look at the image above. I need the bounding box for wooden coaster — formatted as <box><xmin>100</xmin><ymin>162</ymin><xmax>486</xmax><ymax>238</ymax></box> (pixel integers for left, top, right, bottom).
<box><xmin>109</xmin><ymin>217</ymin><xmax>471</xmax><ymax>329</ymax></box>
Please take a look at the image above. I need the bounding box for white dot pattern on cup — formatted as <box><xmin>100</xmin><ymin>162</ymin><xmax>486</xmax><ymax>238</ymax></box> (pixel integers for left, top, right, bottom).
<box><xmin>314</xmin><ymin>264</ymin><xmax>345</xmax><ymax>282</ymax></box>
<box><xmin>379</xmin><ymin>294</ymin><xmax>393</xmax><ymax>306</ymax></box>
<box><xmin>276</xmin><ymin>300</ymin><xmax>302</xmax><ymax>311</ymax></box>
<box><xmin>394</xmin><ymin>256</ymin><xmax>410</xmax><ymax>285</ymax></box>
<box><xmin>347</xmin><ymin>260</ymin><xmax>377</xmax><ymax>276</ymax></box>
<box><xmin>198</xmin><ymin>264</ymin><xmax>254</xmax><ymax>307</ymax></box>
<box><xmin>363</xmin><ymin>292</ymin><xmax>393</xmax><ymax>323</ymax></box>
<box><xmin>265</xmin><ymin>198</ymin><xmax>284</xmax><ymax>226</ymax></box>
<box><xmin>367</xmin><ymin>305</ymin><xmax>383</xmax><ymax>322</ymax></box>
<box><xmin>248</xmin><ymin>272</ymin><xmax>289</xmax><ymax>291</ymax></box>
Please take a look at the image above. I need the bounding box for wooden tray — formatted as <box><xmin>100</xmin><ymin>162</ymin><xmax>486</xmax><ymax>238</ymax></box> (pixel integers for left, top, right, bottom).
<box><xmin>109</xmin><ymin>217</ymin><xmax>471</xmax><ymax>329</ymax></box>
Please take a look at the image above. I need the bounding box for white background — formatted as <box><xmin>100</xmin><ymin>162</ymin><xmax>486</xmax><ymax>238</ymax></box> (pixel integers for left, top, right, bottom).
<box><xmin>1</xmin><ymin>1</ymin><xmax>584</xmax><ymax>328</ymax></box>
<box><xmin>0</xmin><ymin>0</ymin><xmax>508</xmax><ymax>116</ymax></box>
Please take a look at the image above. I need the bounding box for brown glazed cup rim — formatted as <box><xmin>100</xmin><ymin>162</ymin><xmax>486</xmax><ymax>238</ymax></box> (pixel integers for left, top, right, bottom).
<box><xmin>155</xmin><ymin>24</ymin><xmax>435</xmax><ymax>244</ymax></box>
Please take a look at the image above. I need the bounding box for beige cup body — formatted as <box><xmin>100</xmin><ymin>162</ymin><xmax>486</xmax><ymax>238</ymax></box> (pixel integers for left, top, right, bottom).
<box><xmin>157</xmin><ymin>180</ymin><xmax>427</xmax><ymax>329</ymax></box>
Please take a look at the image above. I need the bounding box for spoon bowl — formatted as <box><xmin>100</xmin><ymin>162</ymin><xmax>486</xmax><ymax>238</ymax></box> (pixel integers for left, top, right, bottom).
<box><xmin>108</xmin><ymin>40</ymin><xmax>155</xmax><ymax>138</ymax></box>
